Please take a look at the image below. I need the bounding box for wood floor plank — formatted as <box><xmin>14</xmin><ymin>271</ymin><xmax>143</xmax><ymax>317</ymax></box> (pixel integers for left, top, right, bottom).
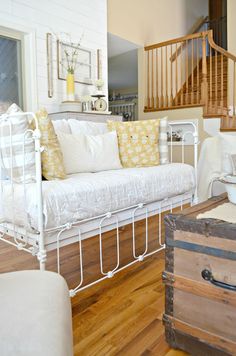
<box><xmin>74</xmin><ymin>290</ymin><xmax>158</xmax><ymax>354</ymax></box>
<box><xmin>165</xmin><ymin>350</ymin><xmax>189</xmax><ymax>356</ymax></box>
<box><xmin>108</xmin><ymin>296</ymin><xmax>163</xmax><ymax>350</ymax></box>
<box><xmin>116</xmin><ymin>319</ymin><xmax>164</xmax><ymax>355</ymax></box>
<box><xmin>144</xmin><ymin>333</ymin><xmax>171</xmax><ymax>355</ymax></box>
<box><xmin>73</xmin><ymin>258</ymin><xmax>163</xmax><ymax>338</ymax></box>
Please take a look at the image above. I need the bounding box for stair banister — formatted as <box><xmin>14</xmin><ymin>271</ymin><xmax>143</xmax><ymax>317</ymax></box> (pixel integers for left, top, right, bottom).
<box><xmin>144</xmin><ymin>31</ymin><xmax>209</xmax><ymax>112</ymax></box>
<box><xmin>206</xmin><ymin>29</ymin><xmax>236</xmax><ymax>125</ymax></box>
<box><xmin>170</xmin><ymin>16</ymin><xmax>209</xmax><ymax>63</ymax></box>
<box><xmin>144</xmin><ymin>28</ymin><xmax>236</xmax><ymax>130</ymax></box>
<box><xmin>207</xmin><ymin>29</ymin><xmax>236</xmax><ymax>62</ymax></box>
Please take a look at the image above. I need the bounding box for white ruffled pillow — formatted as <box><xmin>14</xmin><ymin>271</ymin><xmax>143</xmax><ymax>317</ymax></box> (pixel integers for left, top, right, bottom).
<box><xmin>68</xmin><ymin>119</ymin><xmax>108</xmax><ymax>136</ymax></box>
<box><xmin>57</xmin><ymin>131</ymin><xmax>122</xmax><ymax>174</ymax></box>
<box><xmin>52</xmin><ymin>119</ymin><xmax>71</xmax><ymax>135</ymax></box>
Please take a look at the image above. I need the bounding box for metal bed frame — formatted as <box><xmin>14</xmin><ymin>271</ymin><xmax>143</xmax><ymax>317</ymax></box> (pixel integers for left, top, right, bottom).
<box><xmin>0</xmin><ymin>112</ymin><xmax>199</xmax><ymax>297</ymax></box>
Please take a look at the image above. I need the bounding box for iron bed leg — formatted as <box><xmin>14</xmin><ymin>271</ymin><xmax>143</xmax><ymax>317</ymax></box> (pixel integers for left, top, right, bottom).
<box><xmin>33</xmin><ymin>123</ymin><xmax>46</xmax><ymax>271</ymax></box>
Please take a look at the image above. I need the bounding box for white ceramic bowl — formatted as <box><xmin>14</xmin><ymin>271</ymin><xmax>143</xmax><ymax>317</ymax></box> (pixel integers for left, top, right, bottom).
<box><xmin>219</xmin><ymin>175</ymin><xmax>236</xmax><ymax>204</ymax></box>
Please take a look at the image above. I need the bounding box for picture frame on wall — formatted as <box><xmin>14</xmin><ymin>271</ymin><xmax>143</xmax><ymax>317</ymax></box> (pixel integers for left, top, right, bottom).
<box><xmin>57</xmin><ymin>40</ymin><xmax>95</xmax><ymax>85</ymax></box>
<box><xmin>46</xmin><ymin>33</ymin><xmax>53</xmax><ymax>97</ymax></box>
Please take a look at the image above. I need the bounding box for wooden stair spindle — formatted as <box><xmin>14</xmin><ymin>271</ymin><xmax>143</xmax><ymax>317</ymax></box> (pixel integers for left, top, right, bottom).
<box><xmin>220</xmin><ymin>54</ymin><xmax>224</xmax><ymax>108</ymax></box>
<box><xmin>196</xmin><ymin>38</ymin><xmax>200</xmax><ymax>104</ymax></box>
<box><xmin>209</xmin><ymin>46</ymin><xmax>213</xmax><ymax>110</ymax></box>
<box><xmin>233</xmin><ymin>61</ymin><xmax>236</xmax><ymax>128</ymax></box>
<box><xmin>156</xmin><ymin>48</ymin><xmax>159</xmax><ymax>109</ymax></box>
<box><xmin>215</xmin><ymin>50</ymin><xmax>218</xmax><ymax>110</ymax></box>
<box><xmin>201</xmin><ymin>34</ymin><xmax>208</xmax><ymax>110</ymax></box>
<box><xmin>234</xmin><ymin>62</ymin><xmax>236</xmax><ymax>119</ymax></box>
<box><xmin>175</xmin><ymin>43</ymin><xmax>178</xmax><ymax>106</ymax></box>
<box><xmin>165</xmin><ymin>46</ymin><xmax>168</xmax><ymax>107</ymax></box>
<box><xmin>180</xmin><ymin>42</ymin><xmax>183</xmax><ymax>105</ymax></box>
<box><xmin>191</xmin><ymin>39</ymin><xmax>194</xmax><ymax>104</ymax></box>
<box><xmin>170</xmin><ymin>45</ymin><xmax>173</xmax><ymax>106</ymax></box>
<box><xmin>147</xmin><ymin>50</ymin><xmax>150</xmax><ymax>109</ymax></box>
<box><xmin>151</xmin><ymin>49</ymin><xmax>154</xmax><ymax>109</ymax></box>
<box><xmin>161</xmin><ymin>47</ymin><xmax>164</xmax><ymax>108</ymax></box>
<box><xmin>185</xmin><ymin>39</ymin><xmax>189</xmax><ymax>105</ymax></box>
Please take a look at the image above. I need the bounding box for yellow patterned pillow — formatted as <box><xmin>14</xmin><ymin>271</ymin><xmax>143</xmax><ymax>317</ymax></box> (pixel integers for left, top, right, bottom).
<box><xmin>34</xmin><ymin>109</ymin><xmax>66</xmax><ymax>180</ymax></box>
<box><xmin>107</xmin><ymin>119</ymin><xmax>160</xmax><ymax>168</ymax></box>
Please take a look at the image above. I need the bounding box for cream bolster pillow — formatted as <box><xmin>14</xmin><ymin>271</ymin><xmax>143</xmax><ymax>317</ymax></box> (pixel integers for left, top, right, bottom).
<box><xmin>57</xmin><ymin>131</ymin><xmax>122</xmax><ymax>174</ymax></box>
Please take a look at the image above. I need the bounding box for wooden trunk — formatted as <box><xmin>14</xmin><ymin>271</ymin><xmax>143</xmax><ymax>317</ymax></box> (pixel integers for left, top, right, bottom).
<box><xmin>163</xmin><ymin>194</ymin><xmax>236</xmax><ymax>356</ymax></box>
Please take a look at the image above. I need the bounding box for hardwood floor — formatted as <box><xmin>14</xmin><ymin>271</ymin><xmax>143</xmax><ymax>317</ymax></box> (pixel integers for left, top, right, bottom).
<box><xmin>0</xmin><ymin>212</ymin><xmax>189</xmax><ymax>356</ymax></box>
<box><xmin>72</xmin><ymin>252</ymin><xmax>188</xmax><ymax>356</ymax></box>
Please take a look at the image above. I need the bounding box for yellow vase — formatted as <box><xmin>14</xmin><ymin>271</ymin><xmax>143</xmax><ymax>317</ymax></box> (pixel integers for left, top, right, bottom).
<box><xmin>66</xmin><ymin>72</ymin><xmax>75</xmax><ymax>101</ymax></box>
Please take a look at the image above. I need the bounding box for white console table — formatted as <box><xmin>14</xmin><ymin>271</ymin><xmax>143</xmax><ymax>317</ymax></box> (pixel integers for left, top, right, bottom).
<box><xmin>49</xmin><ymin>111</ymin><xmax>123</xmax><ymax>123</ymax></box>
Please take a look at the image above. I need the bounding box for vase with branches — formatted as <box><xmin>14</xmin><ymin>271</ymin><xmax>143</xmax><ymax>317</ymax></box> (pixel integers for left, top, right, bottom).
<box><xmin>56</xmin><ymin>32</ymin><xmax>83</xmax><ymax>101</ymax></box>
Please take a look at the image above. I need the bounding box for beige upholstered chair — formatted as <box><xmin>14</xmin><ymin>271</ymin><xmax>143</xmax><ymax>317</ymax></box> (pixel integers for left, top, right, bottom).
<box><xmin>0</xmin><ymin>270</ymin><xmax>73</xmax><ymax>356</ymax></box>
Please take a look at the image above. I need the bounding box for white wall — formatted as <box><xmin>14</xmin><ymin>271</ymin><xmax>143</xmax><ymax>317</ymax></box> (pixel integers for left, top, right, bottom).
<box><xmin>0</xmin><ymin>0</ymin><xmax>108</xmax><ymax>113</ymax></box>
<box><xmin>108</xmin><ymin>0</ymin><xmax>208</xmax><ymax>46</ymax></box>
<box><xmin>227</xmin><ymin>0</ymin><xmax>236</xmax><ymax>54</ymax></box>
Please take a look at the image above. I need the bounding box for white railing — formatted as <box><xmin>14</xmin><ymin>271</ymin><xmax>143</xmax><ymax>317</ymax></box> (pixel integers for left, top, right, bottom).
<box><xmin>109</xmin><ymin>102</ymin><xmax>136</xmax><ymax>121</ymax></box>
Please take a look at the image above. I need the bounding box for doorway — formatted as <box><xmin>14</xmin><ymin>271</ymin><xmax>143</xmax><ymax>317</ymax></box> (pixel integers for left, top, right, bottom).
<box><xmin>108</xmin><ymin>33</ymin><xmax>140</xmax><ymax>121</ymax></box>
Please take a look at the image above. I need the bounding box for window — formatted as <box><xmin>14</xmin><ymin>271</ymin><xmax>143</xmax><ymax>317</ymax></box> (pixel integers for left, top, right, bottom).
<box><xmin>0</xmin><ymin>34</ymin><xmax>23</xmax><ymax>112</ymax></box>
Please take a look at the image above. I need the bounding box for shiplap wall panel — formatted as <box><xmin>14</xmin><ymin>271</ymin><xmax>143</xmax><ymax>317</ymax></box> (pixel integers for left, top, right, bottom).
<box><xmin>0</xmin><ymin>0</ymin><xmax>107</xmax><ymax>112</ymax></box>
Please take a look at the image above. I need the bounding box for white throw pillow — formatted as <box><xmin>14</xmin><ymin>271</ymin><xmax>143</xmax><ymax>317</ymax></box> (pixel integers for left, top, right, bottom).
<box><xmin>52</xmin><ymin>119</ymin><xmax>71</xmax><ymax>135</ymax></box>
<box><xmin>219</xmin><ymin>133</ymin><xmax>236</xmax><ymax>174</ymax></box>
<box><xmin>57</xmin><ymin>131</ymin><xmax>122</xmax><ymax>174</ymax></box>
<box><xmin>0</xmin><ymin>103</ymin><xmax>35</xmax><ymax>183</ymax></box>
<box><xmin>68</xmin><ymin>119</ymin><xmax>108</xmax><ymax>136</ymax></box>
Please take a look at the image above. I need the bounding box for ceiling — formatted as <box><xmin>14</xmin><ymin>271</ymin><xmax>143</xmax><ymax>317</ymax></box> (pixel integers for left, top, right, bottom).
<box><xmin>108</xmin><ymin>33</ymin><xmax>140</xmax><ymax>58</ymax></box>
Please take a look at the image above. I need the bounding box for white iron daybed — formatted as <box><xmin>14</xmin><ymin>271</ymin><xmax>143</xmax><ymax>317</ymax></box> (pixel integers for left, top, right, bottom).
<box><xmin>0</xmin><ymin>113</ymin><xmax>198</xmax><ymax>297</ymax></box>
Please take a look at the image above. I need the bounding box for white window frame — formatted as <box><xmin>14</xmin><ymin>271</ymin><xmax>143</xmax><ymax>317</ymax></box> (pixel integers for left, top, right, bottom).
<box><xmin>0</xmin><ymin>21</ymin><xmax>38</xmax><ymax>111</ymax></box>
<box><xmin>0</xmin><ymin>29</ymin><xmax>24</xmax><ymax>108</ymax></box>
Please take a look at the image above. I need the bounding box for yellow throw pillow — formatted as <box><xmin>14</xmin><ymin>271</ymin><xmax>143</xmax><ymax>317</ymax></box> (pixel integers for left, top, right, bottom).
<box><xmin>34</xmin><ymin>109</ymin><xmax>66</xmax><ymax>180</ymax></box>
<box><xmin>107</xmin><ymin>119</ymin><xmax>160</xmax><ymax>168</ymax></box>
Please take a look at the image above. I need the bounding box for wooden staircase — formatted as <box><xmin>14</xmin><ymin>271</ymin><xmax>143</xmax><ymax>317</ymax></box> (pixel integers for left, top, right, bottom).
<box><xmin>177</xmin><ymin>56</ymin><xmax>228</xmax><ymax>110</ymax></box>
<box><xmin>144</xmin><ymin>30</ymin><xmax>236</xmax><ymax>131</ymax></box>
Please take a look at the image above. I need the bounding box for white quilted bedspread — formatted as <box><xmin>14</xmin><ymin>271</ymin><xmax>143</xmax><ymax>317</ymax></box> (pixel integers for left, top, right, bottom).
<box><xmin>1</xmin><ymin>163</ymin><xmax>195</xmax><ymax>230</ymax></box>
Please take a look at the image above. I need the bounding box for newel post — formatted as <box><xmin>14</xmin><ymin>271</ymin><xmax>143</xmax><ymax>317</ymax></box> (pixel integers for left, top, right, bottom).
<box><xmin>201</xmin><ymin>33</ymin><xmax>208</xmax><ymax>114</ymax></box>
